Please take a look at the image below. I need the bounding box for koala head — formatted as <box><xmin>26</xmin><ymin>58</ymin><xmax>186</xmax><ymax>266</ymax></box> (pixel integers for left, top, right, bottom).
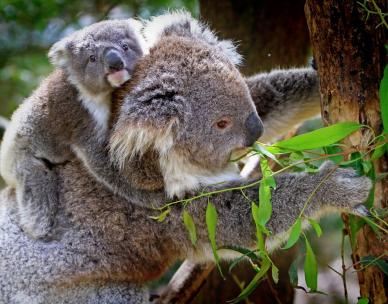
<box><xmin>48</xmin><ymin>19</ymin><xmax>147</xmax><ymax>97</ymax></box>
<box><xmin>111</xmin><ymin>12</ymin><xmax>263</xmax><ymax>198</ymax></box>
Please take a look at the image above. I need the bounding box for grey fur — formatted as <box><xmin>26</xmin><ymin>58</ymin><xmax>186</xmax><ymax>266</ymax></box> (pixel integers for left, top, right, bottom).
<box><xmin>0</xmin><ymin>19</ymin><xmax>146</xmax><ymax>240</ymax></box>
<box><xmin>246</xmin><ymin>68</ymin><xmax>321</xmax><ymax>142</ymax></box>
<box><xmin>0</xmin><ymin>12</ymin><xmax>371</xmax><ymax>303</ymax></box>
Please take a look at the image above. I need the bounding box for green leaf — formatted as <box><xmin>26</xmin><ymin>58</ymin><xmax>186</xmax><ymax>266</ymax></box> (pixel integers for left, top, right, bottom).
<box><xmin>149</xmin><ymin>208</ymin><xmax>171</xmax><ymax>222</ymax></box>
<box><xmin>308</xmin><ymin>218</ymin><xmax>322</xmax><ymax>237</ymax></box>
<box><xmin>226</xmin><ymin>247</ymin><xmax>259</xmax><ymax>273</ymax></box>
<box><xmin>257</xmin><ymin>180</ymin><xmax>272</xmax><ymax>226</ymax></box>
<box><xmin>379</xmin><ymin>65</ymin><xmax>388</xmax><ymax>134</ymax></box>
<box><xmin>371</xmin><ymin>143</ymin><xmax>387</xmax><ymax>160</ymax></box>
<box><xmin>324</xmin><ymin>145</ymin><xmax>345</xmax><ymax>164</ymax></box>
<box><xmin>273</xmin><ymin>122</ymin><xmax>362</xmax><ymax>151</ymax></box>
<box><xmin>348</xmin><ymin>214</ymin><xmax>364</xmax><ymax>249</ymax></box>
<box><xmin>271</xmin><ymin>264</ymin><xmax>279</xmax><ymax>284</ymax></box>
<box><xmin>183</xmin><ymin>210</ymin><xmax>197</xmax><ymax>246</ymax></box>
<box><xmin>283</xmin><ymin>218</ymin><xmax>302</xmax><ymax>249</ymax></box>
<box><xmin>229</xmin><ymin>258</ymin><xmax>271</xmax><ymax>303</ymax></box>
<box><xmin>360</xmin><ymin>255</ymin><xmax>388</xmax><ymax>275</ymax></box>
<box><xmin>289</xmin><ymin>259</ymin><xmax>299</xmax><ymax>286</ymax></box>
<box><xmin>206</xmin><ymin>201</ymin><xmax>224</xmax><ymax>278</ymax></box>
<box><xmin>304</xmin><ymin>237</ymin><xmax>318</xmax><ymax>292</ymax></box>
<box><xmin>357</xmin><ymin>298</ymin><xmax>369</xmax><ymax>304</ymax></box>
<box><xmin>260</xmin><ymin>158</ymin><xmax>276</xmax><ymax>187</ymax></box>
<box><xmin>253</xmin><ymin>142</ymin><xmax>282</xmax><ymax>165</ymax></box>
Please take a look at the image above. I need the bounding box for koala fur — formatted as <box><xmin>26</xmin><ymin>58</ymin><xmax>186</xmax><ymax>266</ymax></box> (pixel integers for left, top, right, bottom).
<box><xmin>0</xmin><ymin>19</ymin><xmax>146</xmax><ymax>239</ymax></box>
<box><xmin>0</xmin><ymin>12</ymin><xmax>371</xmax><ymax>303</ymax></box>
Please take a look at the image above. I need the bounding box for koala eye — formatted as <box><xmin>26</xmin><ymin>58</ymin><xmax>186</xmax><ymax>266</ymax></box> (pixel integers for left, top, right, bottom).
<box><xmin>89</xmin><ymin>55</ymin><xmax>97</xmax><ymax>62</ymax></box>
<box><xmin>215</xmin><ymin>117</ymin><xmax>232</xmax><ymax>130</ymax></box>
<box><xmin>121</xmin><ymin>43</ymin><xmax>129</xmax><ymax>51</ymax></box>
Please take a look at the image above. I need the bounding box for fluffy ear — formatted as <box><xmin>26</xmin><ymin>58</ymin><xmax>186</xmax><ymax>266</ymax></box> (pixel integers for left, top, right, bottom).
<box><xmin>143</xmin><ymin>11</ymin><xmax>242</xmax><ymax>66</ymax></box>
<box><xmin>48</xmin><ymin>37</ymin><xmax>73</xmax><ymax>68</ymax></box>
<box><xmin>109</xmin><ymin>74</ymin><xmax>184</xmax><ymax>169</ymax></box>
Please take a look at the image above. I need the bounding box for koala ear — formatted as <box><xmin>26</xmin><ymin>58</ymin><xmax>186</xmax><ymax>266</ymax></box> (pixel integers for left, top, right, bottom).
<box><xmin>143</xmin><ymin>11</ymin><xmax>242</xmax><ymax>66</ymax></box>
<box><xmin>110</xmin><ymin>75</ymin><xmax>184</xmax><ymax>169</ymax></box>
<box><xmin>48</xmin><ymin>38</ymin><xmax>73</xmax><ymax>68</ymax></box>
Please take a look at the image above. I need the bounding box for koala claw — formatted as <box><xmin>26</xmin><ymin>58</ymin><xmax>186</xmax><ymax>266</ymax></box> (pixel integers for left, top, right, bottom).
<box><xmin>318</xmin><ymin>161</ymin><xmax>372</xmax><ymax>209</ymax></box>
<box><xmin>353</xmin><ymin>204</ymin><xmax>372</xmax><ymax>217</ymax></box>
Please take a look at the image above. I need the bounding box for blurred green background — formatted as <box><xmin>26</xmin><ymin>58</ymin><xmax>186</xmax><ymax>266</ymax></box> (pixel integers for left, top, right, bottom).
<box><xmin>0</xmin><ymin>0</ymin><xmax>198</xmax><ymax>122</ymax></box>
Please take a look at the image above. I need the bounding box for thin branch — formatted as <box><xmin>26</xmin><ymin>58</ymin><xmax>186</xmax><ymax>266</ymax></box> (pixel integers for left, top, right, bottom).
<box><xmin>153</xmin><ymin>261</ymin><xmax>215</xmax><ymax>304</ymax></box>
<box><xmin>341</xmin><ymin>228</ymin><xmax>349</xmax><ymax>304</ymax></box>
<box><xmin>0</xmin><ymin>116</ymin><xmax>10</xmax><ymax>130</ymax></box>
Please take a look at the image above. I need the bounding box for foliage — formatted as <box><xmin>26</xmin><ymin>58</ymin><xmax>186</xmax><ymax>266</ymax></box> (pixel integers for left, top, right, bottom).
<box><xmin>153</xmin><ymin>120</ymin><xmax>388</xmax><ymax>302</ymax></box>
<box><xmin>0</xmin><ymin>0</ymin><xmax>199</xmax><ymax>120</ymax></box>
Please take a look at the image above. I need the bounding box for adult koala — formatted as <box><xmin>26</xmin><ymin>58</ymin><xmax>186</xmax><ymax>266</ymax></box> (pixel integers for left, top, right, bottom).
<box><xmin>0</xmin><ymin>12</ymin><xmax>370</xmax><ymax>303</ymax></box>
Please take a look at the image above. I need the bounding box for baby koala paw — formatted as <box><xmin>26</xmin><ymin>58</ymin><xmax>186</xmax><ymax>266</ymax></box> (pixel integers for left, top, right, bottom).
<box><xmin>317</xmin><ymin>161</ymin><xmax>372</xmax><ymax>210</ymax></box>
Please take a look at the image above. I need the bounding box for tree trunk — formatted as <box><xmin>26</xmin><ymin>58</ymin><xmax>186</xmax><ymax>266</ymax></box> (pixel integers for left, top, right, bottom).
<box><xmin>199</xmin><ymin>0</ymin><xmax>310</xmax><ymax>75</ymax></box>
<box><xmin>305</xmin><ymin>1</ymin><xmax>388</xmax><ymax>303</ymax></box>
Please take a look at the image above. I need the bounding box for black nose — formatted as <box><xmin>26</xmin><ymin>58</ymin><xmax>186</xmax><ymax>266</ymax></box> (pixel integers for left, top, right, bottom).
<box><xmin>245</xmin><ymin>112</ymin><xmax>264</xmax><ymax>146</ymax></box>
<box><xmin>105</xmin><ymin>49</ymin><xmax>124</xmax><ymax>71</ymax></box>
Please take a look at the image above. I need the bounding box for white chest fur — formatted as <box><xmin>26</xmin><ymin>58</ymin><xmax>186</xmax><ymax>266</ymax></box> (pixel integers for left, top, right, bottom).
<box><xmin>79</xmin><ymin>90</ymin><xmax>111</xmax><ymax>139</ymax></box>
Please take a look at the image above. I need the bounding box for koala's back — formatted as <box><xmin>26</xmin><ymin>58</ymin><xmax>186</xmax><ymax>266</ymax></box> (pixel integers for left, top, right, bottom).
<box><xmin>0</xmin><ymin>69</ymin><xmax>87</xmax><ymax>186</ymax></box>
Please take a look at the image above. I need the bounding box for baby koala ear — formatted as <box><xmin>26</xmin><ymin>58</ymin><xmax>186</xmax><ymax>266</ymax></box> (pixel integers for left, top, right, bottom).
<box><xmin>48</xmin><ymin>37</ymin><xmax>73</xmax><ymax>68</ymax></box>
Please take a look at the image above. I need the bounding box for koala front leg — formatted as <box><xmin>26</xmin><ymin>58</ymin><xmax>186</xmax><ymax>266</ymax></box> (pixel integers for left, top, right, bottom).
<box><xmin>246</xmin><ymin>68</ymin><xmax>320</xmax><ymax>142</ymax></box>
<box><xmin>14</xmin><ymin>152</ymin><xmax>58</xmax><ymax>240</ymax></box>
<box><xmin>181</xmin><ymin>162</ymin><xmax>371</xmax><ymax>257</ymax></box>
<box><xmin>71</xmin><ymin>129</ymin><xmax>136</xmax><ymax>201</ymax></box>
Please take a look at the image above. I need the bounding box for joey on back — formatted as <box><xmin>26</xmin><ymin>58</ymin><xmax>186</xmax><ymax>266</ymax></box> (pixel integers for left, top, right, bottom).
<box><xmin>0</xmin><ymin>19</ymin><xmax>147</xmax><ymax>240</ymax></box>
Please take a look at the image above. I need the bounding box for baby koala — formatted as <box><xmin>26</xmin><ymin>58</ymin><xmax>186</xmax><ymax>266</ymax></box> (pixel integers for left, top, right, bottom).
<box><xmin>0</xmin><ymin>19</ymin><xmax>147</xmax><ymax>239</ymax></box>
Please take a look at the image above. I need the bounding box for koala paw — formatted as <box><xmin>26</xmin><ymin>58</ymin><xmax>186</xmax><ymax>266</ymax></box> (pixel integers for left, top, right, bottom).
<box><xmin>318</xmin><ymin>161</ymin><xmax>372</xmax><ymax>210</ymax></box>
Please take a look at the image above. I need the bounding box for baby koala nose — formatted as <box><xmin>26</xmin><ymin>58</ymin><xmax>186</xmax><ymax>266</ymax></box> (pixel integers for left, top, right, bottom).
<box><xmin>105</xmin><ymin>49</ymin><xmax>124</xmax><ymax>71</ymax></box>
<box><xmin>245</xmin><ymin>112</ymin><xmax>264</xmax><ymax>146</ymax></box>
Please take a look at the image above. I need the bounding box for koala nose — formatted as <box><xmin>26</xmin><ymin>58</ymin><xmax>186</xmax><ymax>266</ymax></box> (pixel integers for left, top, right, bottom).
<box><xmin>245</xmin><ymin>112</ymin><xmax>264</xmax><ymax>146</ymax></box>
<box><xmin>105</xmin><ymin>49</ymin><xmax>124</xmax><ymax>71</ymax></box>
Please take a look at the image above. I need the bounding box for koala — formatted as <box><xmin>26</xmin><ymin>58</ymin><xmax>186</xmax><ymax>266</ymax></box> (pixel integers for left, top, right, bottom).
<box><xmin>0</xmin><ymin>12</ymin><xmax>371</xmax><ymax>303</ymax></box>
<box><xmin>0</xmin><ymin>19</ymin><xmax>147</xmax><ymax>239</ymax></box>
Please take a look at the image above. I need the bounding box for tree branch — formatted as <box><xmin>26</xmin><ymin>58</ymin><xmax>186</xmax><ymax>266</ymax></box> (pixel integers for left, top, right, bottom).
<box><xmin>153</xmin><ymin>261</ymin><xmax>215</xmax><ymax>304</ymax></box>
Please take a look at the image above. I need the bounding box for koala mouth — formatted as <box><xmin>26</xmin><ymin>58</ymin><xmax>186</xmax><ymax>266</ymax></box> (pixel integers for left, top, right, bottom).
<box><xmin>107</xmin><ymin>69</ymin><xmax>130</xmax><ymax>88</ymax></box>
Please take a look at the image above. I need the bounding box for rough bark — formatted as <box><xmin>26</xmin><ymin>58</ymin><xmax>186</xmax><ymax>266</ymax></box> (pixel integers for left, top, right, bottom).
<box><xmin>199</xmin><ymin>0</ymin><xmax>310</xmax><ymax>75</ymax></box>
<box><xmin>305</xmin><ymin>1</ymin><xmax>388</xmax><ymax>303</ymax></box>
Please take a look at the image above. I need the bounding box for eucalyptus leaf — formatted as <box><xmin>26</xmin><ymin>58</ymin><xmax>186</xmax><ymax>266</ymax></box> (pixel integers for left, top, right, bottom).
<box><xmin>360</xmin><ymin>255</ymin><xmax>388</xmax><ymax>275</ymax></box>
<box><xmin>304</xmin><ymin>237</ymin><xmax>318</xmax><ymax>292</ymax></box>
<box><xmin>149</xmin><ymin>208</ymin><xmax>171</xmax><ymax>222</ymax></box>
<box><xmin>273</xmin><ymin>122</ymin><xmax>362</xmax><ymax>151</ymax></box>
<box><xmin>206</xmin><ymin>201</ymin><xmax>224</xmax><ymax>278</ymax></box>
<box><xmin>271</xmin><ymin>264</ymin><xmax>279</xmax><ymax>284</ymax></box>
<box><xmin>379</xmin><ymin>65</ymin><xmax>388</xmax><ymax>134</ymax></box>
<box><xmin>183</xmin><ymin>210</ymin><xmax>197</xmax><ymax>246</ymax></box>
<box><xmin>357</xmin><ymin>298</ymin><xmax>369</xmax><ymax>304</ymax></box>
<box><xmin>283</xmin><ymin>218</ymin><xmax>302</xmax><ymax>249</ymax></box>
<box><xmin>257</xmin><ymin>181</ymin><xmax>272</xmax><ymax>226</ymax></box>
<box><xmin>308</xmin><ymin>218</ymin><xmax>322</xmax><ymax>237</ymax></box>
<box><xmin>253</xmin><ymin>142</ymin><xmax>281</xmax><ymax>165</ymax></box>
<box><xmin>229</xmin><ymin>258</ymin><xmax>271</xmax><ymax>303</ymax></box>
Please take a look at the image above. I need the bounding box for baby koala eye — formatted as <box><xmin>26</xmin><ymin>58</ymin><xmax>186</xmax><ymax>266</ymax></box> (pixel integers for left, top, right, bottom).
<box><xmin>215</xmin><ymin>117</ymin><xmax>232</xmax><ymax>130</ymax></box>
<box><xmin>89</xmin><ymin>55</ymin><xmax>97</xmax><ymax>62</ymax></box>
<box><xmin>121</xmin><ymin>43</ymin><xmax>129</xmax><ymax>51</ymax></box>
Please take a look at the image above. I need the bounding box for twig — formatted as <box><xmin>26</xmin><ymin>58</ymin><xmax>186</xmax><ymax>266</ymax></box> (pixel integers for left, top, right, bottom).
<box><xmin>0</xmin><ymin>116</ymin><xmax>9</xmax><ymax>130</ymax></box>
<box><xmin>153</xmin><ymin>261</ymin><xmax>215</xmax><ymax>304</ymax></box>
<box><xmin>341</xmin><ymin>228</ymin><xmax>349</xmax><ymax>304</ymax></box>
